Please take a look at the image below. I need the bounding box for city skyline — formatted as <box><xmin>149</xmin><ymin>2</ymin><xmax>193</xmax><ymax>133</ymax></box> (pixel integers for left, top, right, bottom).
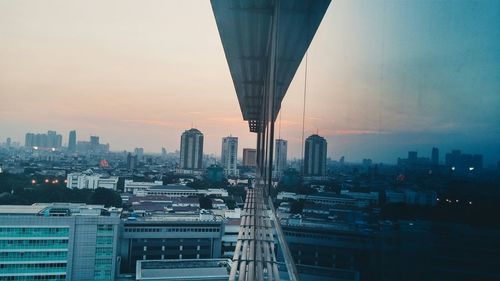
<box><xmin>1</xmin><ymin>0</ymin><xmax>499</xmax><ymax>164</ymax></box>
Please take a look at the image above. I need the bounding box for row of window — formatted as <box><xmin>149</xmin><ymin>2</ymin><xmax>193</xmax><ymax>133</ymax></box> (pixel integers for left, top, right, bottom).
<box><xmin>0</xmin><ymin>228</ymin><xmax>68</xmax><ymax>237</ymax></box>
<box><xmin>0</xmin><ymin>251</ymin><xmax>67</xmax><ymax>262</ymax></box>
<box><xmin>0</xmin><ymin>275</ymin><xmax>65</xmax><ymax>281</ymax></box>
<box><xmin>0</xmin><ymin>263</ymin><xmax>66</xmax><ymax>269</ymax></box>
<box><xmin>0</xmin><ymin>239</ymin><xmax>68</xmax><ymax>250</ymax></box>
<box><xmin>125</xmin><ymin>227</ymin><xmax>220</xmax><ymax>233</ymax></box>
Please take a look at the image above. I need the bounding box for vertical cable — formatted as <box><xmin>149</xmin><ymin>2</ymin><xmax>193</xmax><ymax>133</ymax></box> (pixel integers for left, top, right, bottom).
<box><xmin>301</xmin><ymin>52</ymin><xmax>308</xmax><ymax>175</ymax></box>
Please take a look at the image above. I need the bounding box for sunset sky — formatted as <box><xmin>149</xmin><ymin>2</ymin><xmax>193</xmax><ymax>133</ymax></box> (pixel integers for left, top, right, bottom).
<box><xmin>1</xmin><ymin>0</ymin><xmax>499</xmax><ymax>165</ymax></box>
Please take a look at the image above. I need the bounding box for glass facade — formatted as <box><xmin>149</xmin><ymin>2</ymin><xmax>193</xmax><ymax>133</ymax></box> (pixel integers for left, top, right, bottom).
<box><xmin>93</xmin><ymin>225</ymin><xmax>114</xmax><ymax>281</ymax></box>
<box><xmin>0</xmin><ymin>227</ymin><xmax>68</xmax><ymax>281</ymax></box>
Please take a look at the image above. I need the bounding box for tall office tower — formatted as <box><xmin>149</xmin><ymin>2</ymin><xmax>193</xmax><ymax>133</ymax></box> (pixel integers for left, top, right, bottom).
<box><xmin>274</xmin><ymin>139</ymin><xmax>288</xmax><ymax>177</ymax></box>
<box><xmin>90</xmin><ymin>136</ymin><xmax>99</xmax><ymax>146</ymax></box>
<box><xmin>134</xmin><ymin>147</ymin><xmax>144</xmax><ymax>160</ymax></box>
<box><xmin>68</xmin><ymin>130</ymin><xmax>77</xmax><ymax>152</ymax></box>
<box><xmin>127</xmin><ymin>152</ymin><xmax>137</xmax><ymax>171</ymax></box>
<box><xmin>304</xmin><ymin>134</ymin><xmax>327</xmax><ymax>176</ymax></box>
<box><xmin>5</xmin><ymin>137</ymin><xmax>11</xmax><ymax>148</ymax></box>
<box><xmin>46</xmin><ymin>130</ymin><xmax>62</xmax><ymax>148</ymax></box>
<box><xmin>432</xmin><ymin>147</ymin><xmax>439</xmax><ymax>166</ymax></box>
<box><xmin>161</xmin><ymin>147</ymin><xmax>167</xmax><ymax>158</ymax></box>
<box><xmin>242</xmin><ymin>148</ymin><xmax>257</xmax><ymax>167</ymax></box>
<box><xmin>180</xmin><ymin>128</ymin><xmax>204</xmax><ymax>170</ymax></box>
<box><xmin>221</xmin><ymin>136</ymin><xmax>239</xmax><ymax>176</ymax></box>
<box><xmin>0</xmin><ymin>203</ymin><xmax>120</xmax><ymax>281</ymax></box>
<box><xmin>25</xmin><ymin>133</ymin><xmax>35</xmax><ymax>147</ymax></box>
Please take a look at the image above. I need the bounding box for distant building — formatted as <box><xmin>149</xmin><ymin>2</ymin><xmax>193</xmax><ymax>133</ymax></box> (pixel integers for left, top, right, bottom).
<box><xmin>274</xmin><ymin>139</ymin><xmax>288</xmax><ymax>177</ymax></box>
<box><xmin>124</xmin><ymin>180</ymin><xmax>163</xmax><ymax>193</ymax></box>
<box><xmin>25</xmin><ymin>131</ymin><xmax>63</xmax><ymax>149</ymax></box>
<box><xmin>445</xmin><ymin>150</ymin><xmax>483</xmax><ymax>172</ymax></box>
<box><xmin>304</xmin><ymin>134</ymin><xmax>327</xmax><ymax>176</ymax></box>
<box><xmin>127</xmin><ymin>152</ymin><xmax>137</xmax><ymax>171</ymax></box>
<box><xmin>134</xmin><ymin>147</ymin><xmax>144</xmax><ymax>160</ymax></box>
<box><xmin>221</xmin><ymin>136</ymin><xmax>238</xmax><ymax>177</ymax></box>
<box><xmin>68</xmin><ymin>130</ymin><xmax>77</xmax><ymax>152</ymax></box>
<box><xmin>134</xmin><ymin>185</ymin><xmax>228</xmax><ymax>197</ymax></box>
<box><xmin>0</xmin><ymin>203</ymin><xmax>121</xmax><ymax>281</ymax></box>
<box><xmin>77</xmin><ymin>136</ymin><xmax>109</xmax><ymax>154</ymax></box>
<box><xmin>431</xmin><ymin>147</ymin><xmax>439</xmax><ymax>166</ymax></box>
<box><xmin>180</xmin><ymin>128</ymin><xmax>204</xmax><ymax>170</ymax></box>
<box><xmin>242</xmin><ymin>148</ymin><xmax>257</xmax><ymax>167</ymax></box>
<box><xmin>67</xmin><ymin>171</ymin><xmax>118</xmax><ymax>190</ymax></box>
<box><xmin>90</xmin><ymin>135</ymin><xmax>99</xmax><ymax>146</ymax></box>
<box><xmin>5</xmin><ymin>137</ymin><xmax>11</xmax><ymax>148</ymax></box>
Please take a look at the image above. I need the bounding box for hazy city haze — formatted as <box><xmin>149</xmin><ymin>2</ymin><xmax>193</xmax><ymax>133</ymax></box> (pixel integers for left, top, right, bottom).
<box><xmin>1</xmin><ymin>0</ymin><xmax>499</xmax><ymax>164</ymax></box>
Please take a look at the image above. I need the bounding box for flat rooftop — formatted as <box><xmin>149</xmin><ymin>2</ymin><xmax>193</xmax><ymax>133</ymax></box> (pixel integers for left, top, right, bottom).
<box><xmin>136</xmin><ymin>259</ymin><xmax>231</xmax><ymax>281</ymax></box>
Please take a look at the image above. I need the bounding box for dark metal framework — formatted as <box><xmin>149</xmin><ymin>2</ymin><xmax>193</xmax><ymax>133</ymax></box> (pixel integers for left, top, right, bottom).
<box><xmin>211</xmin><ymin>1</ymin><xmax>331</xmax><ymax>280</ymax></box>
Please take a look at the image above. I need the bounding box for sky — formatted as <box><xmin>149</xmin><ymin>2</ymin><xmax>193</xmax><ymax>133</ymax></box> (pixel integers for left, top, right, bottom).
<box><xmin>1</xmin><ymin>0</ymin><xmax>499</xmax><ymax>165</ymax></box>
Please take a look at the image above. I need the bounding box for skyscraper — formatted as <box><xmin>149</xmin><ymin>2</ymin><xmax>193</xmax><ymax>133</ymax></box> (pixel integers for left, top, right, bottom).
<box><xmin>180</xmin><ymin>128</ymin><xmax>204</xmax><ymax>170</ymax></box>
<box><xmin>221</xmin><ymin>136</ymin><xmax>238</xmax><ymax>177</ymax></box>
<box><xmin>304</xmin><ymin>134</ymin><xmax>327</xmax><ymax>176</ymax></box>
<box><xmin>242</xmin><ymin>148</ymin><xmax>257</xmax><ymax>167</ymax></box>
<box><xmin>90</xmin><ymin>136</ymin><xmax>99</xmax><ymax>146</ymax></box>
<box><xmin>68</xmin><ymin>130</ymin><xmax>77</xmax><ymax>152</ymax></box>
<box><xmin>432</xmin><ymin>147</ymin><xmax>439</xmax><ymax>166</ymax></box>
<box><xmin>274</xmin><ymin>139</ymin><xmax>288</xmax><ymax>177</ymax></box>
<box><xmin>24</xmin><ymin>131</ymin><xmax>62</xmax><ymax>149</ymax></box>
<box><xmin>134</xmin><ymin>147</ymin><xmax>144</xmax><ymax>160</ymax></box>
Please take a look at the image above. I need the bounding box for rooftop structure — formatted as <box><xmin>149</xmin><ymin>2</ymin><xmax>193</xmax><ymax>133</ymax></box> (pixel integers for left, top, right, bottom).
<box><xmin>136</xmin><ymin>259</ymin><xmax>232</xmax><ymax>281</ymax></box>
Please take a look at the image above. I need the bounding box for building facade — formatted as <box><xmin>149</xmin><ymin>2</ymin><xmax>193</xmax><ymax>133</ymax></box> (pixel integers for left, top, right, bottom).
<box><xmin>119</xmin><ymin>219</ymin><xmax>224</xmax><ymax>273</ymax></box>
<box><xmin>66</xmin><ymin>171</ymin><xmax>118</xmax><ymax>190</ymax></box>
<box><xmin>68</xmin><ymin>130</ymin><xmax>77</xmax><ymax>152</ymax></box>
<box><xmin>274</xmin><ymin>139</ymin><xmax>288</xmax><ymax>178</ymax></box>
<box><xmin>303</xmin><ymin>134</ymin><xmax>327</xmax><ymax>176</ymax></box>
<box><xmin>221</xmin><ymin>136</ymin><xmax>238</xmax><ymax>177</ymax></box>
<box><xmin>180</xmin><ymin>129</ymin><xmax>204</xmax><ymax>170</ymax></box>
<box><xmin>0</xmin><ymin>203</ymin><xmax>120</xmax><ymax>281</ymax></box>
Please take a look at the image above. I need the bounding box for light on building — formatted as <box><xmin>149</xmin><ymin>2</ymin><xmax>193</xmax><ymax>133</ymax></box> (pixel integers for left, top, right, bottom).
<box><xmin>44</xmin><ymin>179</ymin><xmax>49</xmax><ymax>183</ymax></box>
<box><xmin>33</xmin><ymin>146</ymin><xmax>38</xmax><ymax>150</ymax></box>
<box><xmin>469</xmin><ymin>201</ymin><xmax>472</xmax><ymax>205</ymax></box>
<box><xmin>469</xmin><ymin>167</ymin><xmax>474</xmax><ymax>171</ymax></box>
<box><xmin>51</xmin><ymin>148</ymin><xmax>56</xmax><ymax>152</ymax></box>
<box><xmin>451</xmin><ymin>166</ymin><xmax>455</xmax><ymax>171</ymax></box>
<box><xmin>31</xmin><ymin>179</ymin><xmax>36</xmax><ymax>184</ymax></box>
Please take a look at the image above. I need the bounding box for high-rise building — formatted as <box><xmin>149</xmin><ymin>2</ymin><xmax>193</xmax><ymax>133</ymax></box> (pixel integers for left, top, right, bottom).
<box><xmin>242</xmin><ymin>148</ymin><xmax>257</xmax><ymax>167</ymax></box>
<box><xmin>24</xmin><ymin>131</ymin><xmax>62</xmax><ymax>149</ymax></box>
<box><xmin>0</xmin><ymin>203</ymin><xmax>120</xmax><ymax>281</ymax></box>
<box><xmin>5</xmin><ymin>137</ymin><xmax>11</xmax><ymax>148</ymax></box>
<box><xmin>127</xmin><ymin>153</ymin><xmax>137</xmax><ymax>171</ymax></box>
<box><xmin>134</xmin><ymin>147</ymin><xmax>144</xmax><ymax>160</ymax></box>
<box><xmin>180</xmin><ymin>128</ymin><xmax>204</xmax><ymax>170</ymax></box>
<box><xmin>221</xmin><ymin>136</ymin><xmax>238</xmax><ymax>177</ymax></box>
<box><xmin>274</xmin><ymin>139</ymin><xmax>288</xmax><ymax>177</ymax></box>
<box><xmin>304</xmin><ymin>134</ymin><xmax>327</xmax><ymax>176</ymax></box>
<box><xmin>90</xmin><ymin>136</ymin><xmax>99</xmax><ymax>146</ymax></box>
<box><xmin>68</xmin><ymin>130</ymin><xmax>77</xmax><ymax>152</ymax></box>
<box><xmin>432</xmin><ymin>147</ymin><xmax>439</xmax><ymax>166</ymax></box>
<box><xmin>25</xmin><ymin>133</ymin><xmax>35</xmax><ymax>147</ymax></box>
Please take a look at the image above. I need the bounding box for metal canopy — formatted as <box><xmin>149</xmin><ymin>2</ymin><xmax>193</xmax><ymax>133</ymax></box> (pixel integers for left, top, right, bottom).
<box><xmin>211</xmin><ymin>0</ymin><xmax>331</xmax><ymax>132</ymax></box>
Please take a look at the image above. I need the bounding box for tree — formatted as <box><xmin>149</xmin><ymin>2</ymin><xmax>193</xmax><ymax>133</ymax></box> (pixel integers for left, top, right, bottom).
<box><xmin>89</xmin><ymin>188</ymin><xmax>122</xmax><ymax>207</ymax></box>
<box><xmin>199</xmin><ymin>195</ymin><xmax>213</xmax><ymax>209</ymax></box>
